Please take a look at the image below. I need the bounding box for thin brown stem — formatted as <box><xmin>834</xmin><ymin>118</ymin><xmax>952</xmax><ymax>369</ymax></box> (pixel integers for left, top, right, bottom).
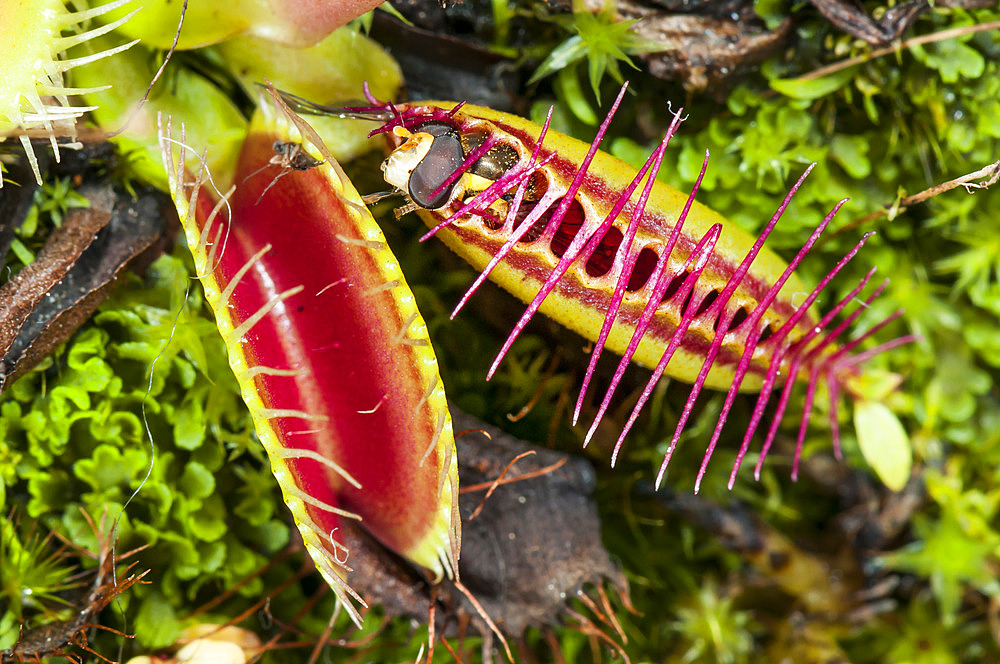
<box><xmin>460</xmin><ymin>457</ymin><xmax>568</xmax><ymax>496</ymax></box>
<box><xmin>250</xmin><ymin>584</ymin><xmax>328</xmax><ymax>663</ymax></box>
<box><xmin>453</xmin><ymin>578</ymin><xmax>513</xmax><ymax>663</ymax></box>
<box><xmin>439</xmin><ymin>634</ymin><xmax>465</xmax><ymax>664</ymax></box>
<box><xmin>544</xmin><ymin>628</ymin><xmax>569</xmax><ymax>664</ymax></box>
<box><xmin>599</xmin><ymin>584</ymin><xmax>628</xmax><ymax>644</ymax></box>
<box><xmin>797</xmin><ymin>19</ymin><xmax>1000</xmax><ymax>82</ymax></box>
<box><xmin>187</xmin><ymin>546</ymin><xmax>297</xmax><ymax>618</ymax></box>
<box><xmin>306</xmin><ymin>601</ymin><xmax>340</xmax><ymax>664</ymax></box>
<box><xmin>426</xmin><ymin>586</ymin><xmax>437</xmax><ymax>664</ymax></box>
<box><xmin>563</xmin><ymin>608</ymin><xmax>631</xmax><ymax>664</ymax></box>
<box><xmin>576</xmin><ymin>589</ymin><xmax>626</xmax><ymax>642</ymax></box>
<box><xmin>829</xmin><ymin>159</ymin><xmax>999</xmax><ymax>240</ymax></box>
<box><xmin>462</xmin><ymin>452</ymin><xmax>536</xmax><ymax>522</ymax></box>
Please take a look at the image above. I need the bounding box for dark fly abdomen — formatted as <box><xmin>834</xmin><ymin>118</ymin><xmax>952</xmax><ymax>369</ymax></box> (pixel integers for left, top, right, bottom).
<box><xmin>462</xmin><ymin>131</ymin><xmax>519</xmax><ymax>182</ymax></box>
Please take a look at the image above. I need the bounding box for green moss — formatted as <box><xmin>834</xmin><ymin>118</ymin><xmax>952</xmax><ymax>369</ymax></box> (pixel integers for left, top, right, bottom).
<box><xmin>0</xmin><ymin>251</ymin><xmax>287</xmax><ymax>652</ymax></box>
<box><xmin>670</xmin><ymin>581</ymin><xmax>755</xmax><ymax>664</ymax></box>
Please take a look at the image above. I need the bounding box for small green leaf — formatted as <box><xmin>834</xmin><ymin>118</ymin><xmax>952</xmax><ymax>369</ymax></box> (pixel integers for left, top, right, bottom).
<box><xmin>188</xmin><ymin>494</ymin><xmax>228</xmax><ymax>542</ymax></box>
<box><xmin>135</xmin><ymin>591</ymin><xmax>181</xmax><ymax>649</ymax></box>
<box><xmin>913</xmin><ymin>40</ymin><xmax>985</xmax><ymax>83</ymax></box>
<box><xmin>529</xmin><ymin>10</ymin><xmax>653</xmax><ymax>98</ymax></box>
<box><xmin>251</xmin><ymin>518</ymin><xmax>291</xmax><ymax>555</ymax></box>
<box><xmin>754</xmin><ymin>0</ymin><xmax>786</xmax><ymax>29</ymax></box>
<box><xmin>854</xmin><ymin>400</ymin><xmax>912</xmax><ymax>491</ymax></box>
<box><xmin>179</xmin><ymin>461</ymin><xmax>215</xmax><ymax>500</ymax></box>
<box><xmin>529</xmin><ymin>34</ymin><xmax>587</xmax><ymax>85</ymax></box>
<box><xmin>27</xmin><ymin>469</ymin><xmax>72</xmax><ymax>518</ymax></box>
<box><xmin>0</xmin><ymin>612</ymin><xmax>18</xmax><ymax>650</ymax></box>
<box><xmin>830</xmin><ymin>135</ymin><xmax>871</xmax><ymax>179</ymax></box>
<box><xmin>555</xmin><ymin>67</ymin><xmax>599</xmax><ymax>125</ymax></box>
<box><xmin>74</xmin><ymin>444</ymin><xmax>148</xmax><ymax>494</ymax></box>
<box><xmin>977</xmin><ymin>99</ymin><xmax>1000</xmax><ymax>138</ymax></box>
<box><xmin>770</xmin><ymin>66</ymin><xmax>857</xmax><ymax>100</ymax></box>
<box><xmin>9</xmin><ymin>238</ymin><xmax>34</xmax><ymax>265</ymax></box>
<box><xmin>174</xmin><ymin>395</ymin><xmax>206</xmax><ymax>451</ymax></box>
<box><xmin>197</xmin><ymin>540</ymin><xmax>227</xmax><ymax>573</ymax></box>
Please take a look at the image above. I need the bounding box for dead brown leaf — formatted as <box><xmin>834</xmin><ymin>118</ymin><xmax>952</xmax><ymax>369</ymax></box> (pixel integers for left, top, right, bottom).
<box><xmin>0</xmin><ymin>180</ymin><xmax>174</xmax><ymax>393</ymax></box>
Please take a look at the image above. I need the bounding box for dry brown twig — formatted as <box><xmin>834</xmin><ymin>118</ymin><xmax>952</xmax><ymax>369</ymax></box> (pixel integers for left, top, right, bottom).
<box><xmin>829</xmin><ymin>158</ymin><xmax>1000</xmax><ymax>240</ymax></box>
<box><xmin>797</xmin><ymin>19</ymin><xmax>1000</xmax><ymax>82</ymax></box>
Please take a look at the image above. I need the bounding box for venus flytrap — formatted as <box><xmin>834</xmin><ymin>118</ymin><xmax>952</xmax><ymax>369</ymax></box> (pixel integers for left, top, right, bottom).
<box><xmin>159</xmin><ymin>93</ymin><xmax>461</xmax><ymax>626</ymax></box>
<box><xmin>3</xmin><ymin>2</ymin><xmax>999</xmax><ymax>661</ymax></box>
<box><xmin>286</xmin><ymin>86</ymin><xmax>913</xmax><ymax>493</ymax></box>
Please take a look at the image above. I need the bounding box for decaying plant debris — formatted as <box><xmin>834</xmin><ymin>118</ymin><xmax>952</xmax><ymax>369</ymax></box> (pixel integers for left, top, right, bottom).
<box><xmin>392</xmin><ymin>0</ymin><xmax>791</xmax><ymax>93</ymax></box>
<box><xmin>613</xmin><ymin>0</ymin><xmax>792</xmax><ymax>91</ymax></box>
<box><xmin>0</xmin><ymin>151</ymin><xmax>174</xmax><ymax>394</ymax></box>
<box><xmin>808</xmin><ymin>0</ymin><xmax>928</xmax><ymax>45</ymax></box>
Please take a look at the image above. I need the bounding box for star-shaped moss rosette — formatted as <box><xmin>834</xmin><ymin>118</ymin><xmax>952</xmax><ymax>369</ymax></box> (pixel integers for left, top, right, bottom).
<box><xmin>158</xmin><ymin>95</ymin><xmax>460</xmax><ymax>624</ymax></box>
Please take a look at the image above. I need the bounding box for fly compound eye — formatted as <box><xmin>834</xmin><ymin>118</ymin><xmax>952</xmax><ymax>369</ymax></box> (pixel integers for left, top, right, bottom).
<box><xmin>408</xmin><ymin>124</ymin><xmax>466</xmax><ymax>209</ymax></box>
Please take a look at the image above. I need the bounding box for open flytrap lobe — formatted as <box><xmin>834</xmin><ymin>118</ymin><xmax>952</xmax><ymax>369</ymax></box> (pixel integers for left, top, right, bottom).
<box><xmin>283</xmin><ymin>84</ymin><xmax>914</xmax><ymax>493</ymax></box>
<box><xmin>157</xmin><ymin>98</ymin><xmax>459</xmax><ymax>625</ymax></box>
